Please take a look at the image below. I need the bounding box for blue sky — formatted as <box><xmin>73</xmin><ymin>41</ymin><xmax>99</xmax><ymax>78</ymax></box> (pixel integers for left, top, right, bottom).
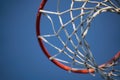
<box><xmin>0</xmin><ymin>0</ymin><xmax>120</xmax><ymax>80</ymax></box>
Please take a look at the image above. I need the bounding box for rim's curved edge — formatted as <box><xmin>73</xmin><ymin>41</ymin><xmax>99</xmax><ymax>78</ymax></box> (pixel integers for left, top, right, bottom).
<box><xmin>36</xmin><ymin>0</ymin><xmax>120</xmax><ymax>74</ymax></box>
<box><xmin>36</xmin><ymin>0</ymin><xmax>94</xmax><ymax>74</ymax></box>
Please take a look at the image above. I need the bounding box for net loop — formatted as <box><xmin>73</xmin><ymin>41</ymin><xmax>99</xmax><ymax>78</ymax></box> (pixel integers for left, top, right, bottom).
<box><xmin>37</xmin><ymin>0</ymin><xmax>120</xmax><ymax>80</ymax></box>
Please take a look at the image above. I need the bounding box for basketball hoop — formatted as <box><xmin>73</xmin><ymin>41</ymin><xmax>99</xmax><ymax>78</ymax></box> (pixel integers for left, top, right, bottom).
<box><xmin>36</xmin><ymin>0</ymin><xmax>120</xmax><ymax>80</ymax></box>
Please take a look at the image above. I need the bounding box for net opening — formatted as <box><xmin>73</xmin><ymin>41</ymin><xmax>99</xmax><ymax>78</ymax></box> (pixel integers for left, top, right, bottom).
<box><xmin>36</xmin><ymin>0</ymin><xmax>120</xmax><ymax>80</ymax></box>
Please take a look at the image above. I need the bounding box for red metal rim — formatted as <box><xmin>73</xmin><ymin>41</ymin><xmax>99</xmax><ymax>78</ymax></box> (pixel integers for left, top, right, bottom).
<box><xmin>36</xmin><ymin>0</ymin><xmax>120</xmax><ymax>74</ymax></box>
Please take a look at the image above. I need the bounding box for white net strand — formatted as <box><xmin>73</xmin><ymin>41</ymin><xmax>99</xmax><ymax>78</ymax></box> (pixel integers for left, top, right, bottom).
<box><xmin>98</xmin><ymin>56</ymin><xmax>120</xmax><ymax>80</ymax></box>
<box><xmin>38</xmin><ymin>0</ymin><xmax>120</xmax><ymax>80</ymax></box>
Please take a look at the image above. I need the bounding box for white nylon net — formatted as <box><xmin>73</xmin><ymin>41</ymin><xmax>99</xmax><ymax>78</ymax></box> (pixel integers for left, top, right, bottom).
<box><xmin>38</xmin><ymin>0</ymin><xmax>120</xmax><ymax>80</ymax></box>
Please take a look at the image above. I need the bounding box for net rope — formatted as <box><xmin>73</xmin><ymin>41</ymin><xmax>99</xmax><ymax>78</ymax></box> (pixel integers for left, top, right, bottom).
<box><xmin>38</xmin><ymin>0</ymin><xmax>120</xmax><ymax>80</ymax></box>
